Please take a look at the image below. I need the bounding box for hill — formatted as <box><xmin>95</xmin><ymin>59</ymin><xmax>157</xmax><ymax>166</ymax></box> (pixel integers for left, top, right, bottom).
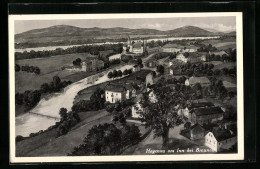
<box><xmin>15</xmin><ymin>25</ymin><xmax>231</xmax><ymax>48</ymax></box>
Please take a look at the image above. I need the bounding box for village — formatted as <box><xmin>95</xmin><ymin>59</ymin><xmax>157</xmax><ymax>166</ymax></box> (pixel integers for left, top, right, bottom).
<box><xmin>59</xmin><ymin>35</ymin><xmax>237</xmax><ymax>153</ymax></box>
<box><xmin>15</xmin><ymin>26</ymin><xmax>238</xmax><ymax>156</ymax></box>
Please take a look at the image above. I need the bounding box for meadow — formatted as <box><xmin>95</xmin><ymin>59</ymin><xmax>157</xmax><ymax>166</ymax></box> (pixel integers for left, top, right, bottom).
<box><xmin>201</xmin><ymin>39</ymin><xmax>236</xmax><ymax>50</ymax></box>
<box><xmin>15</xmin><ymin>53</ymin><xmax>96</xmax><ymax>93</ymax></box>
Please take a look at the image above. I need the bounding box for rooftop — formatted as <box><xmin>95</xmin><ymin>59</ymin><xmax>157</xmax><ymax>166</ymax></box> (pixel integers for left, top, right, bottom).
<box><xmin>190</xmin><ymin>123</ymin><xmax>205</xmax><ymax>131</ymax></box>
<box><xmin>104</xmin><ymin>83</ymin><xmax>126</xmax><ymax>92</ymax></box>
<box><xmin>212</xmin><ymin>128</ymin><xmax>234</xmax><ymax>142</ymax></box>
<box><xmin>188</xmin><ymin>76</ymin><xmax>210</xmax><ymax>85</ymax></box>
<box><xmin>188</xmin><ymin>102</ymin><xmax>215</xmax><ymax>109</ymax></box>
<box><xmin>191</xmin><ymin>106</ymin><xmax>224</xmax><ymax>116</ymax></box>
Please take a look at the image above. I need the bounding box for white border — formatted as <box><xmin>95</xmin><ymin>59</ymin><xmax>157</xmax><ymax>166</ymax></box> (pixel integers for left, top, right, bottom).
<box><xmin>9</xmin><ymin>12</ymin><xmax>244</xmax><ymax>163</ymax></box>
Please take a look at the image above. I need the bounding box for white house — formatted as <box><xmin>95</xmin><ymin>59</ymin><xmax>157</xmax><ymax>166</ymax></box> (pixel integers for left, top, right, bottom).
<box><xmin>185</xmin><ymin>76</ymin><xmax>210</xmax><ymax>87</ymax></box>
<box><xmin>108</xmin><ymin>54</ymin><xmax>121</xmax><ymax>61</ymax></box>
<box><xmin>201</xmin><ymin>55</ymin><xmax>206</xmax><ymax>61</ymax></box>
<box><xmin>131</xmin><ymin>102</ymin><xmax>144</xmax><ymax>118</ymax></box>
<box><xmin>176</xmin><ymin>53</ymin><xmax>188</xmax><ymax>63</ymax></box>
<box><xmin>145</xmin><ymin>73</ymin><xmax>154</xmax><ymax>88</ymax></box>
<box><xmin>205</xmin><ymin>128</ymin><xmax>237</xmax><ymax>152</ymax></box>
<box><xmin>148</xmin><ymin>90</ymin><xmax>158</xmax><ymax>103</ymax></box>
<box><xmin>125</xmin><ymin>83</ymin><xmax>136</xmax><ymax>99</ymax></box>
<box><xmin>105</xmin><ymin>83</ymin><xmax>126</xmax><ymax>103</ymax></box>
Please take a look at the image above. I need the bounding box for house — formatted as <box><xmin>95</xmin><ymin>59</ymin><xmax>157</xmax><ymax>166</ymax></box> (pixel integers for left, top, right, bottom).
<box><xmin>81</xmin><ymin>59</ymin><xmax>104</xmax><ymax>72</ymax></box>
<box><xmin>205</xmin><ymin>127</ymin><xmax>237</xmax><ymax>152</ymax></box>
<box><xmin>190</xmin><ymin>106</ymin><xmax>224</xmax><ymax>125</ymax></box>
<box><xmin>87</xmin><ymin>74</ymin><xmax>99</xmax><ymax>84</ymax></box>
<box><xmin>145</xmin><ymin>73</ymin><xmax>154</xmax><ymax>87</ymax></box>
<box><xmin>122</xmin><ymin>35</ymin><xmax>147</xmax><ymax>54</ymax></box>
<box><xmin>190</xmin><ymin>123</ymin><xmax>205</xmax><ymax>140</ymax></box>
<box><xmin>209</xmin><ymin>50</ymin><xmax>228</xmax><ymax>57</ymax></box>
<box><xmin>104</xmin><ymin>83</ymin><xmax>127</xmax><ymax>103</ymax></box>
<box><xmin>201</xmin><ymin>55</ymin><xmax>206</xmax><ymax>61</ymax></box>
<box><xmin>185</xmin><ymin>76</ymin><xmax>210</xmax><ymax>87</ymax></box>
<box><xmin>178</xmin><ymin>101</ymin><xmax>215</xmax><ymax>119</ymax></box>
<box><xmin>146</xmin><ymin>60</ymin><xmax>157</xmax><ymax>67</ymax></box>
<box><xmin>176</xmin><ymin>53</ymin><xmax>188</xmax><ymax>63</ymax></box>
<box><xmin>133</xmin><ymin>65</ymin><xmax>141</xmax><ymax>72</ymax></box>
<box><xmin>148</xmin><ymin>90</ymin><xmax>158</xmax><ymax>103</ymax></box>
<box><xmin>108</xmin><ymin>54</ymin><xmax>121</xmax><ymax>61</ymax></box>
<box><xmin>124</xmin><ymin>83</ymin><xmax>137</xmax><ymax>99</ymax></box>
<box><xmin>131</xmin><ymin>102</ymin><xmax>144</xmax><ymax>118</ymax></box>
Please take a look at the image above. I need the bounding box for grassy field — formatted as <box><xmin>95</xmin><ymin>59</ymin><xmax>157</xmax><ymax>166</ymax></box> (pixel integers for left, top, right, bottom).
<box><xmin>74</xmin><ymin>69</ymin><xmax>152</xmax><ymax>103</ymax></box>
<box><xmin>201</xmin><ymin>39</ymin><xmax>236</xmax><ymax>50</ymax></box>
<box><xmin>213</xmin><ymin>62</ymin><xmax>236</xmax><ymax>70</ymax></box>
<box><xmin>15</xmin><ymin>53</ymin><xmax>101</xmax><ymax>93</ymax></box>
<box><xmin>16</xmin><ymin>109</ymin><xmax>111</xmax><ymax>156</ymax></box>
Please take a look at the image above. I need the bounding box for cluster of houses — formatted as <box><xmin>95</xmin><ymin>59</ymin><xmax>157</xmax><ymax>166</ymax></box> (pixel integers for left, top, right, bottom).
<box><xmin>177</xmin><ymin>99</ymin><xmax>237</xmax><ymax>152</ymax></box>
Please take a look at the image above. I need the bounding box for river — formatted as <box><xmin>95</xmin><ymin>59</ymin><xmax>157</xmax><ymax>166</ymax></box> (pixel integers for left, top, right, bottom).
<box><xmin>15</xmin><ymin>64</ymin><xmax>134</xmax><ymax>137</ymax></box>
<box><xmin>15</xmin><ymin>36</ymin><xmax>220</xmax><ymax>53</ymax></box>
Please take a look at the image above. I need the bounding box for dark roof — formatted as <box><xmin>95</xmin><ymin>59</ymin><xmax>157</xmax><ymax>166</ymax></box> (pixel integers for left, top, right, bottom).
<box><xmin>188</xmin><ymin>102</ymin><xmax>214</xmax><ymax>109</ymax></box>
<box><xmin>104</xmin><ymin>83</ymin><xmax>126</xmax><ymax>92</ymax></box>
<box><xmin>212</xmin><ymin>128</ymin><xmax>234</xmax><ymax>142</ymax></box>
<box><xmin>191</xmin><ymin>106</ymin><xmax>224</xmax><ymax>116</ymax></box>
<box><xmin>190</xmin><ymin>123</ymin><xmax>204</xmax><ymax>130</ymax></box>
<box><xmin>133</xmin><ymin>65</ymin><xmax>140</xmax><ymax>68</ymax></box>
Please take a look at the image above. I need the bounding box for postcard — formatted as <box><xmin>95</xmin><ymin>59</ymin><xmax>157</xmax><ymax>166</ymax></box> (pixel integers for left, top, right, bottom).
<box><xmin>9</xmin><ymin>12</ymin><xmax>244</xmax><ymax>163</ymax></box>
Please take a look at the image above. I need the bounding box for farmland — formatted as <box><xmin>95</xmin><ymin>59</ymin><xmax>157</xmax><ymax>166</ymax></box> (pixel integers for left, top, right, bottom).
<box><xmin>201</xmin><ymin>39</ymin><xmax>236</xmax><ymax>50</ymax></box>
<box><xmin>15</xmin><ymin>53</ymin><xmax>98</xmax><ymax>93</ymax></box>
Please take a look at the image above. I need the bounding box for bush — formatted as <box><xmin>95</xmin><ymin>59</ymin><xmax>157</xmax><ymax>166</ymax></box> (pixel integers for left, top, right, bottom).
<box><xmin>16</xmin><ymin>135</ymin><xmax>24</xmax><ymax>142</ymax></box>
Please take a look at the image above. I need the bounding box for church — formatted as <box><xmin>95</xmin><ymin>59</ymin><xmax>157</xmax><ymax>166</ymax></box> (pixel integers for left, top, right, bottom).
<box><xmin>122</xmin><ymin>35</ymin><xmax>148</xmax><ymax>54</ymax></box>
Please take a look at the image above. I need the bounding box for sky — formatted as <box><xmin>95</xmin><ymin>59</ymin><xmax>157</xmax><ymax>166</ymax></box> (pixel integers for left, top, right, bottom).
<box><xmin>15</xmin><ymin>16</ymin><xmax>236</xmax><ymax>34</ymax></box>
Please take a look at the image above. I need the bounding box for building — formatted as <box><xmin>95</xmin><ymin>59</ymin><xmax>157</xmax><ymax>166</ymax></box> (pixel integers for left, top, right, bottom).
<box><xmin>87</xmin><ymin>74</ymin><xmax>99</xmax><ymax>84</ymax></box>
<box><xmin>185</xmin><ymin>76</ymin><xmax>210</xmax><ymax>87</ymax></box>
<box><xmin>122</xmin><ymin>35</ymin><xmax>147</xmax><ymax>54</ymax></box>
<box><xmin>82</xmin><ymin>59</ymin><xmax>104</xmax><ymax>72</ymax></box>
<box><xmin>176</xmin><ymin>53</ymin><xmax>188</xmax><ymax>63</ymax></box>
<box><xmin>145</xmin><ymin>60</ymin><xmax>157</xmax><ymax>68</ymax></box>
<box><xmin>162</xmin><ymin>47</ymin><xmax>182</xmax><ymax>53</ymax></box>
<box><xmin>133</xmin><ymin>65</ymin><xmax>141</xmax><ymax>72</ymax></box>
<box><xmin>190</xmin><ymin>106</ymin><xmax>224</xmax><ymax>125</ymax></box>
<box><xmin>201</xmin><ymin>55</ymin><xmax>206</xmax><ymax>61</ymax></box>
<box><xmin>108</xmin><ymin>54</ymin><xmax>121</xmax><ymax>61</ymax></box>
<box><xmin>104</xmin><ymin>83</ymin><xmax>127</xmax><ymax>103</ymax></box>
<box><xmin>178</xmin><ymin>101</ymin><xmax>215</xmax><ymax>119</ymax></box>
<box><xmin>190</xmin><ymin>123</ymin><xmax>205</xmax><ymax>140</ymax></box>
<box><xmin>209</xmin><ymin>50</ymin><xmax>228</xmax><ymax>57</ymax></box>
<box><xmin>205</xmin><ymin>128</ymin><xmax>237</xmax><ymax>152</ymax></box>
<box><xmin>131</xmin><ymin>102</ymin><xmax>144</xmax><ymax>119</ymax></box>
<box><xmin>124</xmin><ymin>83</ymin><xmax>137</xmax><ymax>99</ymax></box>
<box><xmin>148</xmin><ymin>90</ymin><xmax>158</xmax><ymax>103</ymax></box>
<box><xmin>145</xmin><ymin>73</ymin><xmax>154</xmax><ymax>87</ymax></box>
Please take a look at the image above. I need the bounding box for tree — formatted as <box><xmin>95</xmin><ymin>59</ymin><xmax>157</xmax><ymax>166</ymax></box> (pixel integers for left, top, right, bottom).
<box><xmin>123</xmin><ymin>69</ymin><xmax>128</xmax><ymax>75</ymax></box>
<box><xmin>117</xmin><ymin>70</ymin><xmax>122</xmax><ymax>77</ymax></box>
<box><xmin>59</xmin><ymin>108</ymin><xmax>68</xmax><ymax>122</ymax></box>
<box><xmin>184</xmin><ymin>122</ymin><xmax>191</xmax><ymax>130</ymax></box>
<box><xmin>34</xmin><ymin>67</ymin><xmax>40</xmax><ymax>74</ymax></box>
<box><xmin>112</xmin><ymin>70</ymin><xmax>118</xmax><ymax>78</ymax></box>
<box><xmin>15</xmin><ymin>64</ymin><xmax>20</xmax><ymax>72</ymax></box>
<box><xmin>137</xmin><ymin>58</ymin><xmax>142</xmax><ymax>65</ymax></box>
<box><xmin>140</xmin><ymin>82</ymin><xmax>184</xmax><ymax>147</ymax></box>
<box><xmin>53</xmin><ymin>76</ymin><xmax>61</xmax><ymax>88</ymax></box>
<box><xmin>40</xmin><ymin>83</ymin><xmax>49</xmax><ymax>93</ymax></box>
<box><xmin>156</xmin><ymin>65</ymin><xmax>165</xmax><ymax>74</ymax></box>
<box><xmin>108</xmin><ymin>72</ymin><xmax>113</xmax><ymax>79</ymax></box>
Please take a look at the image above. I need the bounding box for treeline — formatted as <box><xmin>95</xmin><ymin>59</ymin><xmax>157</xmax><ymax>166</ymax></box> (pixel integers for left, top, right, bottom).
<box><xmin>57</xmin><ymin>108</ymin><xmax>80</xmax><ymax>136</ymax></box>
<box><xmin>15</xmin><ymin>64</ymin><xmax>40</xmax><ymax>74</ymax></box>
<box><xmin>15</xmin><ymin>38</ymin><xmax>127</xmax><ymax>49</ymax></box>
<box><xmin>15</xmin><ymin>44</ymin><xmax>123</xmax><ymax>60</ymax></box>
<box><xmin>40</xmin><ymin>76</ymin><xmax>72</xmax><ymax>93</ymax></box>
<box><xmin>197</xmin><ymin>44</ymin><xmax>218</xmax><ymax>52</ymax></box>
<box><xmin>69</xmin><ymin>123</ymin><xmax>141</xmax><ymax>155</ymax></box>
<box><xmin>72</xmin><ymin>88</ymin><xmax>105</xmax><ymax>113</ymax></box>
<box><xmin>154</xmin><ymin>52</ymin><xmax>177</xmax><ymax>60</ymax></box>
<box><xmin>107</xmin><ymin>68</ymin><xmax>132</xmax><ymax>79</ymax></box>
<box><xmin>172</xmin><ymin>62</ymin><xmax>215</xmax><ymax>77</ymax></box>
<box><xmin>206</xmin><ymin>49</ymin><xmax>236</xmax><ymax>62</ymax></box>
<box><xmin>15</xmin><ymin>76</ymin><xmax>71</xmax><ymax>111</ymax></box>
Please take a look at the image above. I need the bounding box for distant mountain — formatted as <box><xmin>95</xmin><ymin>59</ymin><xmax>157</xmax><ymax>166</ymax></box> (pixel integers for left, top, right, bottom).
<box><xmin>15</xmin><ymin>25</ymin><xmax>233</xmax><ymax>48</ymax></box>
<box><xmin>164</xmin><ymin>26</ymin><xmax>215</xmax><ymax>37</ymax></box>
